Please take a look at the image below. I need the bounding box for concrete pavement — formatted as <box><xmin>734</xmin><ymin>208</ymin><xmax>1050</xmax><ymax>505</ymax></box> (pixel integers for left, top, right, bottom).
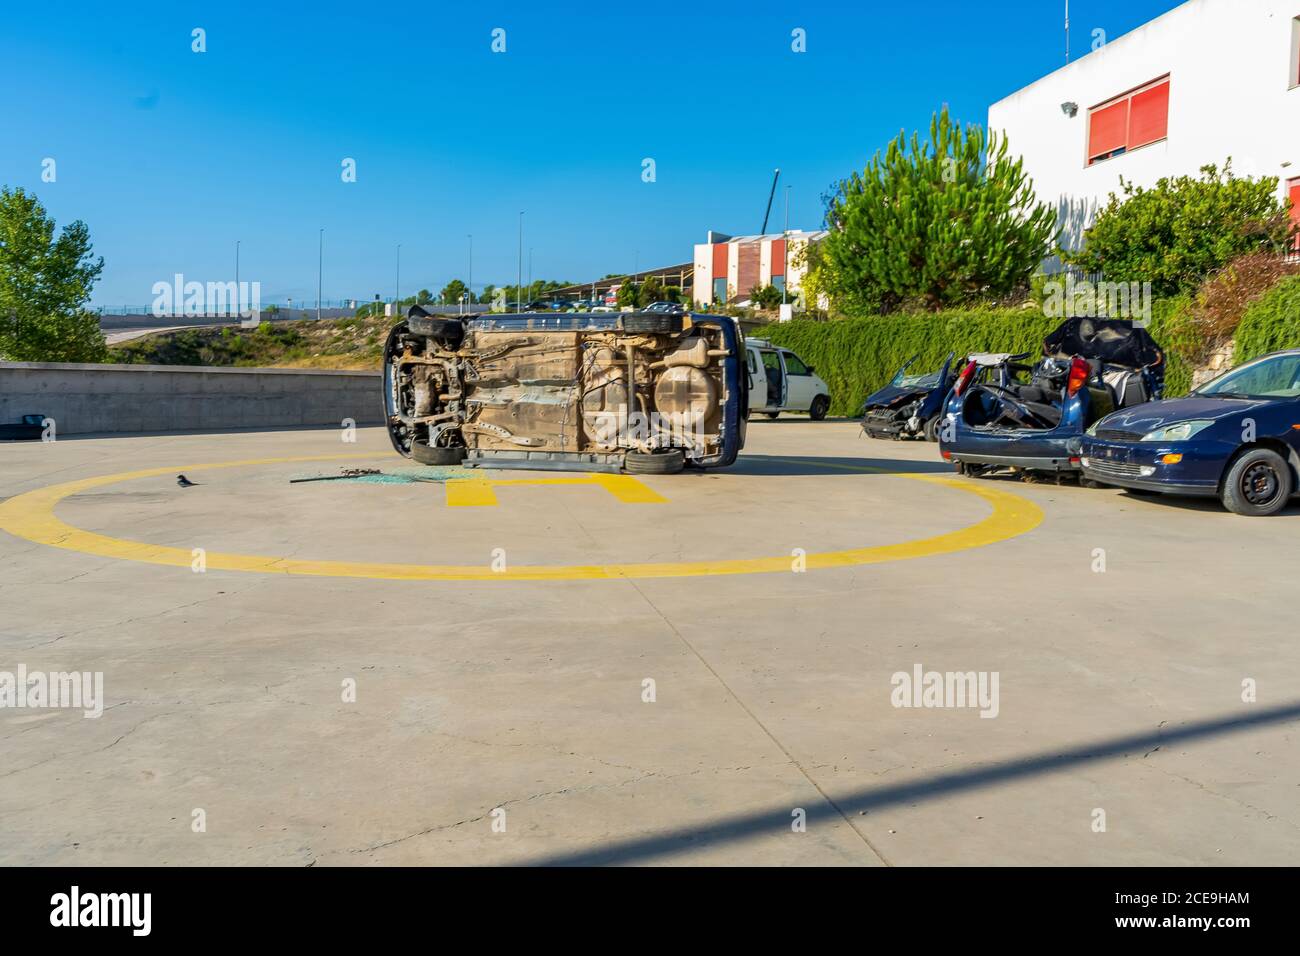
<box><xmin>1</xmin><ymin>421</ymin><xmax>1297</xmax><ymax>865</ymax></box>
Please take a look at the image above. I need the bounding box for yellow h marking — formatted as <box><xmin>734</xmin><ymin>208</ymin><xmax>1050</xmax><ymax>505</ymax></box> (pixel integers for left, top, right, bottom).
<box><xmin>445</xmin><ymin>473</ymin><xmax>668</xmax><ymax>507</ymax></box>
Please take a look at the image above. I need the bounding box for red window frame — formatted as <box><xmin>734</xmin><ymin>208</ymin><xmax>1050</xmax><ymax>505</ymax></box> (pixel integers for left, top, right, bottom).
<box><xmin>1087</xmin><ymin>76</ymin><xmax>1170</xmax><ymax>166</ymax></box>
<box><xmin>1288</xmin><ymin>177</ymin><xmax>1300</xmax><ymax>253</ymax></box>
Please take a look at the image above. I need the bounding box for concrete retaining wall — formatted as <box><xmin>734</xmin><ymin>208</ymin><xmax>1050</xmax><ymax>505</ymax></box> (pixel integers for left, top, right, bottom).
<box><xmin>0</xmin><ymin>362</ymin><xmax>383</xmax><ymax>436</ymax></box>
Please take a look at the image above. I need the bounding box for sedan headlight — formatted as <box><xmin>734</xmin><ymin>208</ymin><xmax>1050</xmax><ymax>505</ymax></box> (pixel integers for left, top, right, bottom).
<box><xmin>1140</xmin><ymin>420</ymin><xmax>1214</xmax><ymax>442</ymax></box>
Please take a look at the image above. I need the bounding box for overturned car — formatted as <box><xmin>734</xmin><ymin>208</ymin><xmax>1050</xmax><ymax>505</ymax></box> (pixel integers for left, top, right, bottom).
<box><xmin>940</xmin><ymin>317</ymin><xmax>1165</xmax><ymax>478</ymax></box>
<box><xmin>384</xmin><ymin>307</ymin><xmax>746</xmax><ymax>474</ymax></box>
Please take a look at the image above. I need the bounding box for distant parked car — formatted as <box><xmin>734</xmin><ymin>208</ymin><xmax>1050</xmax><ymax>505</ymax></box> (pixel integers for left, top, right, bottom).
<box><xmin>1082</xmin><ymin>349</ymin><xmax>1300</xmax><ymax>516</ymax></box>
<box><xmin>0</xmin><ymin>414</ymin><xmax>47</xmax><ymax>441</ymax></box>
<box><xmin>745</xmin><ymin>339</ymin><xmax>831</xmax><ymax>420</ymax></box>
<box><xmin>645</xmin><ymin>301</ymin><xmax>685</xmax><ymax>314</ymax></box>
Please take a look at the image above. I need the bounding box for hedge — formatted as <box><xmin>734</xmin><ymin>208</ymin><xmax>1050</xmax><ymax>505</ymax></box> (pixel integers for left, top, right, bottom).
<box><xmin>761</xmin><ymin>299</ymin><xmax>1193</xmax><ymax>417</ymax></box>
<box><xmin>1234</xmin><ymin>276</ymin><xmax>1300</xmax><ymax>364</ymax></box>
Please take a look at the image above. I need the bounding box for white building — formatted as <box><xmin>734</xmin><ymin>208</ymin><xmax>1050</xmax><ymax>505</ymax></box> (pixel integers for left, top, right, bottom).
<box><xmin>692</xmin><ymin>229</ymin><xmax>827</xmax><ymax>307</ymax></box>
<box><xmin>989</xmin><ymin>0</ymin><xmax>1300</xmax><ymax>256</ymax></box>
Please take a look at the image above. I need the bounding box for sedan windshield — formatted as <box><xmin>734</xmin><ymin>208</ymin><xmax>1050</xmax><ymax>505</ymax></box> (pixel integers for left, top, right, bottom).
<box><xmin>1196</xmin><ymin>353</ymin><xmax>1300</xmax><ymax>400</ymax></box>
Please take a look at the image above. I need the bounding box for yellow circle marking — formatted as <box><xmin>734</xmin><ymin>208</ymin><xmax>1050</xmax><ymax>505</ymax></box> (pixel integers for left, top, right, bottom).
<box><xmin>0</xmin><ymin>454</ymin><xmax>1043</xmax><ymax>581</ymax></box>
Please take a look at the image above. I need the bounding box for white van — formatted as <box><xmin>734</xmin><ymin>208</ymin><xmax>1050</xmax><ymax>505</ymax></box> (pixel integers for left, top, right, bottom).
<box><xmin>745</xmin><ymin>339</ymin><xmax>832</xmax><ymax>420</ymax></box>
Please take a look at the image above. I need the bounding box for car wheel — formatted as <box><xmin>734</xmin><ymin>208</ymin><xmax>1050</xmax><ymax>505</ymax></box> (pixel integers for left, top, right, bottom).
<box><xmin>1221</xmin><ymin>447</ymin><xmax>1293</xmax><ymax>516</ymax></box>
<box><xmin>410</xmin><ymin>441</ymin><xmax>466</xmax><ymax>466</ymax></box>
<box><xmin>923</xmin><ymin>416</ymin><xmax>940</xmax><ymax>442</ymax></box>
<box><xmin>622</xmin><ymin>314</ymin><xmax>684</xmax><ymax>334</ymax></box>
<box><xmin>808</xmin><ymin>396</ymin><xmax>830</xmax><ymax>421</ymax></box>
<box><xmin>764</xmin><ymin>412</ymin><xmax>780</xmax><ymax>420</ymax></box>
<box><xmin>624</xmin><ymin>448</ymin><xmax>685</xmax><ymax>475</ymax></box>
<box><xmin>406</xmin><ymin>306</ymin><xmax>464</xmax><ymax>346</ymax></box>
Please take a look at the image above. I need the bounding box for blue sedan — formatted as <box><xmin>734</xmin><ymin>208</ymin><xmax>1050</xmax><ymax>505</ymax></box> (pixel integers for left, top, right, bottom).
<box><xmin>1081</xmin><ymin>350</ymin><xmax>1300</xmax><ymax>516</ymax></box>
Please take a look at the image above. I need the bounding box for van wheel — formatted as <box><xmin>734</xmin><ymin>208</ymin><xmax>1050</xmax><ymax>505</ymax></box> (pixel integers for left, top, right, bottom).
<box><xmin>764</xmin><ymin>412</ymin><xmax>780</xmax><ymax>420</ymax></box>
<box><xmin>1221</xmin><ymin>448</ymin><xmax>1293</xmax><ymax>516</ymax></box>
<box><xmin>809</xmin><ymin>396</ymin><xmax>830</xmax><ymax>421</ymax></box>
<box><xmin>624</xmin><ymin>449</ymin><xmax>685</xmax><ymax>475</ymax></box>
<box><xmin>411</xmin><ymin>441</ymin><xmax>466</xmax><ymax>466</ymax></box>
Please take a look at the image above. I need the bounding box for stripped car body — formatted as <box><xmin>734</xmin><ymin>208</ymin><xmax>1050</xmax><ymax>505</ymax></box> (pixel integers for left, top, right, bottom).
<box><xmin>383</xmin><ymin>308</ymin><xmax>746</xmax><ymax>474</ymax></box>
<box><xmin>940</xmin><ymin>318</ymin><xmax>1165</xmax><ymax>477</ymax></box>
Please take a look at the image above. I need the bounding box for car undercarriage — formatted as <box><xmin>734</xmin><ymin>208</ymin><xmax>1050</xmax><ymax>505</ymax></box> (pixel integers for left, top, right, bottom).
<box><xmin>383</xmin><ymin>309</ymin><xmax>745</xmax><ymax>474</ymax></box>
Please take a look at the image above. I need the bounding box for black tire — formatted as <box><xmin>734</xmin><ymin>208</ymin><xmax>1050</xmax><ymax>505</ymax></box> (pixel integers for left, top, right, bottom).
<box><xmin>622</xmin><ymin>313</ymin><xmax>684</xmax><ymax>334</ymax></box>
<box><xmin>808</xmin><ymin>396</ymin><xmax>830</xmax><ymax>421</ymax></box>
<box><xmin>1220</xmin><ymin>447</ymin><xmax>1293</xmax><ymax>517</ymax></box>
<box><xmin>410</xmin><ymin>441</ymin><xmax>466</xmax><ymax>466</ymax></box>
<box><xmin>624</xmin><ymin>448</ymin><xmax>685</xmax><ymax>475</ymax></box>
<box><xmin>923</xmin><ymin>416</ymin><xmax>940</xmax><ymax>443</ymax></box>
<box><xmin>764</xmin><ymin>412</ymin><xmax>780</xmax><ymax>420</ymax></box>
<box><xmin>406</xmin><ymin>306</ymin><xmax>464</xmax><ymax>345</ymax></box>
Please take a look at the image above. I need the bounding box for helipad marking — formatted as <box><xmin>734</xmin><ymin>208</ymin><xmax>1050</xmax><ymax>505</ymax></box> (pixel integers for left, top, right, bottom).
<box><xmin>446</xmin><ymin>473</ymin><xmax>666</xmax><ymax>507</ymax></box>
<box><xmin>0</xmin><ymin>454</ymin><xmax>1043</xmax><ymax>581</ymax></box>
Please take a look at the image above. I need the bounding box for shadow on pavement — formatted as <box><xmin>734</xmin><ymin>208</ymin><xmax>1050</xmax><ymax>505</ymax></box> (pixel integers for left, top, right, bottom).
<box><xmin>516</xmin><ymin>701</ymin><xmax>1300</xmax><ymax>866</ymax></box>
<box><xmin>719</xmin><ymin>455</ymin><xmax>951</xmax><ymax>477</ymax></box>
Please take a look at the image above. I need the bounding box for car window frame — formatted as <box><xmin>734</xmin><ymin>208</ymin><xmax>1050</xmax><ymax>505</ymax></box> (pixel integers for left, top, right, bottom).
<box><xmin>781</xmin><ymin>351</ymin><xmax>811</xmax><ymax>376</ymax></box>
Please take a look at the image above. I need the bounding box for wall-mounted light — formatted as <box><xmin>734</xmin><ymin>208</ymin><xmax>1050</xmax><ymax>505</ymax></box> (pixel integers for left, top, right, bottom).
<box><xmin>1061</xmin><ymin>101</ymin><xmax>1079</xmax><ymax>118</ymax></box>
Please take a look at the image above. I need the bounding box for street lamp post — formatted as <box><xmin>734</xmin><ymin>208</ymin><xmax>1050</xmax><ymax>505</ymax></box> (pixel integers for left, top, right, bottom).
<box><xmin>235</xmin><ymin>240</ymin><xmax>240</xmax><ymax>317</ymax></box>
<box><xmin>517</xmin><ymin>212</ymin><xmax>524</xmax><ymax>313</ymax></box>
<box><xmin>782</xmin><ymin>185</ymin><xmax>791</xmax><ymax>306</ymax></box>
<box><xmin>467</xmin><ymin>234</ymin><xmax>473</xmax><ymax>308</ymax></box>
<box><xmin>395</xmin><ymin>244</ymin><xmax>401</xmax><ymax>312</ymax></box>
<box><xmin>317</xmin><ymin>229</ymin><xmax>324</xmax><ymax>321</ymax></box>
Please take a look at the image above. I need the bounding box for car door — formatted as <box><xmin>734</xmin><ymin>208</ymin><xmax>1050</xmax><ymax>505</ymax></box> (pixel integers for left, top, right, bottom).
<box><xmin>746</xmin><ymin>346</ymin><xmax>769</xmax><ymax>412</ymax></box>
<box><xmin>759</xmin><ymin>349</ymin><xmax>785</xmax><ymax>409</ymax></box>
<box><xmin>780</xmin><ymin>350</ymin><xmax>816</xmax><ymax>411</ymax></box>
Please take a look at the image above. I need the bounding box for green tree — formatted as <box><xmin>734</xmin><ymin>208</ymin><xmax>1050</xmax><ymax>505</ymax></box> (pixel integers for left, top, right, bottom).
<box><xmin>616</xmin><ymin>281</ymin><xmax>640</xmax><ymax>308</ymax></box>
<box><xmin>0</xmin><ymin>187</ymin><xmax>106</xmax><ymax>362</ymax></box>
<box><xmin>820</xmin><ymin>107</ymin><xmax>1056</xmax><ymax>313</ymax></box>
<box><xmin>750</xmin><ymin>284</ymin><xmax>783</xmax><ymax>310</ymax></box>
<box><xmin>1062</xmin><ymin>162</ymin><xmax>1296</xmax><ymax>297</ymax></box>
<box><xmin>440</xmin><ymin>278</ymin><xmax>469</xmax><ymax>305</ymax></box>
<box><xmin>637</xmin><ymin>276</ymin><xmax>665</xmax><ymax>307</ymax></box>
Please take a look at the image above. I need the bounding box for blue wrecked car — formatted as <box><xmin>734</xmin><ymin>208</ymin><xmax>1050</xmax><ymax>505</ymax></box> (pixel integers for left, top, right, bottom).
<box><xmin>860</xmin><ymin>353</ymin><xmax>956</xmax><ymax>442</ymax></box>
<box><xmin>940</xmin><ymin>317</ymin><xmax>1165</xmax><ymax>479</ymax></box>
<box><xmin>1082</xmin><ymin>349</ymin><xmax>1300</xmax><ymax>516</ymax></box>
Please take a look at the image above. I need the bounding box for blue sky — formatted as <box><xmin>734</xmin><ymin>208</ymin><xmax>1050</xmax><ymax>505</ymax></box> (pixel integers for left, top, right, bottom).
<box><xmin>0</xmin><ymin>0</ymin><xmax>1185</xmax><ymax>307</ymax></box>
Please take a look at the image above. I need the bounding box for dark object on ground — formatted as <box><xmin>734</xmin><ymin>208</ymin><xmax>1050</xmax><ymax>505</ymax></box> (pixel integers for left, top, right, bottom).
<box><xmin>176</xmin><ymin>474</ymin><xmax>198</xmax><ymax>487</ymax></box>
<box><xmin>0</xmin><ymin>414</ymin><xmax>47</xmax><ymax>442</ymax></box>
<box><xmin>289</xmin><ymin>469</ymin><xmax>383</xmax><ymax>484</ymax></box>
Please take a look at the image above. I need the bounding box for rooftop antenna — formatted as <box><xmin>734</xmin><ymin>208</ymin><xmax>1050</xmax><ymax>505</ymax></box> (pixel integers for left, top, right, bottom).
<box><xmin>1065</xmin><ymin>0</ymin><xmax>1070</xmax><ymax>64</ymax></box>
<box><xmin>761</xmin><ymin>168</ymin><xmax>780</xmax><ymax>235</ymax></box>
